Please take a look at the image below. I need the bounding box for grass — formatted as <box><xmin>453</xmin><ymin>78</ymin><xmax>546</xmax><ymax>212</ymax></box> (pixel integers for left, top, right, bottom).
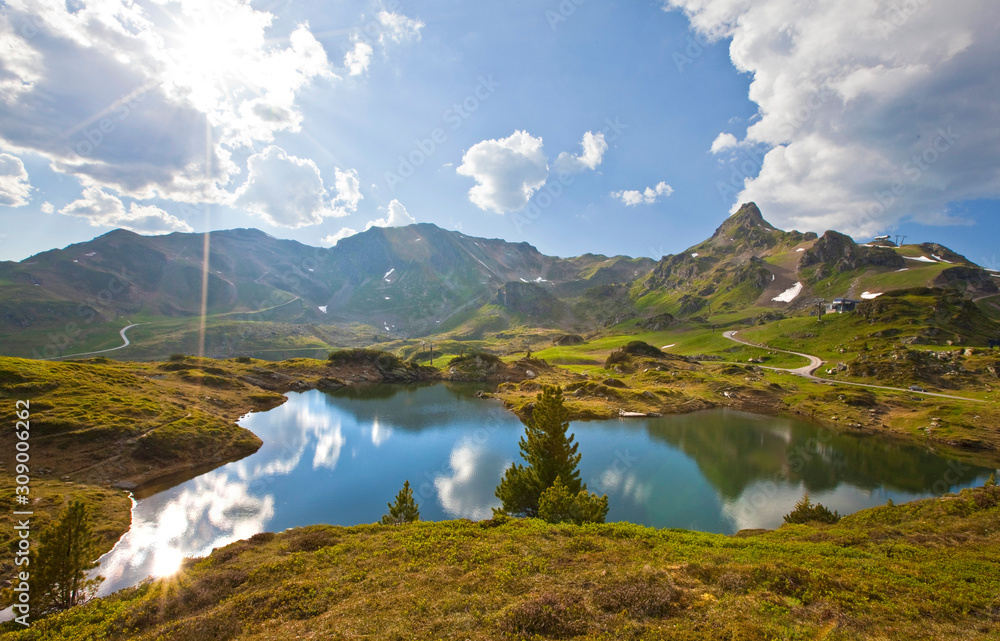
<box><xmin>2</xmin><ymin>484</ymin><xmax>998</xmax><ymax>640</ymax></box>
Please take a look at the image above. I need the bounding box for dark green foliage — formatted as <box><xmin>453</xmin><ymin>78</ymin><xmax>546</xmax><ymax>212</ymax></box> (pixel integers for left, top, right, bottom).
<box><xmin>327</xmin><ymin>348</ymin><xmax>401</xmax><ymax>369</ymax></box>
<box><xmin>537</xmin><ymin>477</ymin><xmax>609</xmax><ymax>525</ymax></box>
<box><xmin>448</xmin><ymin>351</ymin><xmax>503</xmax><ymax>366</ymax></box>
<box><xmin>381</xmin><ymin>480</ymin><xmax>420</xmax><ymax>525</ymax></box>
<box><xmin>30</xmin><ymin>501</ymin><xmax>104</xmax><ymax>614</ymax></box>
<box><xmin>606</xmin><ymin>341</ymin><xmax>666</xmax><ymax>367</ymax></box>
<box><xmin>783</xmin><ymin>494</ymin><xmax>841</xmax><ymax>525</ymax></box>
<box><xmin>496</xmin><ymin>386</ymin><xmax>607</xmax><ymax>520</ymax></box>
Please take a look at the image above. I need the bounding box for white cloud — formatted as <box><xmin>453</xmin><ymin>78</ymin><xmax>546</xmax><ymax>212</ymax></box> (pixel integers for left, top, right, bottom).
<box><xmin>612</xmin><ymin>181</ymin><xmax>674</xmax><ymax>206</ymax></box>
<box><xmin>710</xmin><ymin>132</ymin><xmax>739</xmax><ymax>154</ymax></box>
<box><xmin>40</xmin><ymin>201</ymin><xmax>54</xmax><ymax>214</ymax></box>
<box><xmin>59</xmin><ymin>186</ymin><xmax>193</xmax><ymax>234</ymax></box>
<box><xmin>233</xmin><ymin>146</ymin><xmax>360</xmax><ymax>228</ymax></box>
<box><xmin>333</xmin><ymin>168</ymin><xmax>363</xmax><ymax>211</ymax></box>
<box><xmin>0</xmin><ymin>153</ymin><xmax>32</xmax><ymax>207</ymax></box>
<box><xmin>0</xmin><ymin>0</ymin><xmax>333</xmax><ymax>203</ymax></box>
<box><xmin>554</xmin><ymin>131</ymin><xmax>608</xmax><ymax>174</ymax></box>
<box><xmin>365</xmin><ymin>199</ymin><xmax>416</xmax><ymax>230</ymax></box>
<box><xmin>322</xmin><ymin>227</ymin><xmax>359</xmax><ymax>246</ymax></box>
<box><xmin>377</xmin><ymin>11</ymin><xmax>424</xmax><ymax>45</ymax></box>
<box><xmin>344</xmin><ymin>41</ymin><xmax>373</xmax><ymax>76</ymax></box>
<box><xmin>457</xmin><ymin>130</ymin><xmax>549</xmax><ymax>214</ymax></box>
<box><xmin>665</xmin><ymin>0</ymin><xmax>1000</xmax><ymax>236</ymax></box>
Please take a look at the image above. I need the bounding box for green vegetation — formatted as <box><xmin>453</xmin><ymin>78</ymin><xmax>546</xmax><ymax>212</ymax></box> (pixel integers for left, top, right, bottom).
<box><xmin>29</xmin><ymin>501</ymin><xmax>104</xmax><ymax>614</ymax></box>
<box><xmin>782</xmin><ymin>494</ymin><xmax>841</xmax><ymax>525</ymax></box>
<box><xmin>3</xmin><ymin>484</ymin><xmax>998</xmax><ymax>640</ymax></box>
<box><xmin>381</xmin><ymin>480</ymin><xmax>420</xmax><ymax>525</ymax></box>
<box><xmin>495</xmin><ymin>386</ymin><xmax>608</xmax><ymax>523</ymax></box>
<box><xmin>537</xmin><ymin>476</ymin><xmax>609</xmax><ymax>525</ymax></box>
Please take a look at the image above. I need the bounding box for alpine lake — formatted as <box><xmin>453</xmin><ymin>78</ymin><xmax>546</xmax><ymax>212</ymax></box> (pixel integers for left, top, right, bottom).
<box><xmin>95</xmin><ymin>383</ymin><xmax>996</xmax><ymax>596</ymax></box>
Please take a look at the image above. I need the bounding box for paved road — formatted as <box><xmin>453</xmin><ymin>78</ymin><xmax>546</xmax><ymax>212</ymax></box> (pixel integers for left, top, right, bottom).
<box><xmin>723</xmin><ymin>330</ymin><xmax>987</xmax><ymax>403</ymax></box>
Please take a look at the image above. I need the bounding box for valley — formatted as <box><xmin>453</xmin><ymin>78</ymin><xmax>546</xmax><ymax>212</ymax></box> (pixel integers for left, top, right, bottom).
<box><xmin>2</xmin><ymin>204</ymin><xmax>1000</xmax><ymax>638</ymax></box>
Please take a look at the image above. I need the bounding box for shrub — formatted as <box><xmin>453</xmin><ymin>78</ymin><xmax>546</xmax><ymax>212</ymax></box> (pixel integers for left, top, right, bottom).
<box><xmin>497</xmin><ymin>593</ymin><xmax>586</xmax><ymax>638</ymax></box>
<box><xmin>327</xmin><ymin>348</ymin><xmax>402</xmax><ymax>370</ymax></box>
<box><xmin>448</xmin><ymin>351</ymin><xmax>503</xmax><ymax>366</ymax></box>
<box><xmin>783</xmin><ymin>494</ymin><xmax>841</xmax><ymax>524</ymax></box>
<box><xmin>537</xmin><ymin>476</ymin><xmax>609</xmax><ymax>525</ymax></box>
<box><xmin>592</xmin><ymin>572</ymin><xmax>681</xmax><ymax>618</ymax></box>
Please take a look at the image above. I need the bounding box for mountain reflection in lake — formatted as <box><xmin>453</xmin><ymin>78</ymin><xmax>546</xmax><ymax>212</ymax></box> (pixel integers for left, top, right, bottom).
<box><xmin>95</xmin><ymin>384</ymin><xmax>994</xmax><ymax>596</ymax></box>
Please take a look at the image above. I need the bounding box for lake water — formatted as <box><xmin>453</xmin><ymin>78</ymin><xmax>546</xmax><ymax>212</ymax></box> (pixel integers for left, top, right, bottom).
<box><xmin>95</xmin><ymin>383</ymin><xmax>996</xmax><ymax>596</ymax></box>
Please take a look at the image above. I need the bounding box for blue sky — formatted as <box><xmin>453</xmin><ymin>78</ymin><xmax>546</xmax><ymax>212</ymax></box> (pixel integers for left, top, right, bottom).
<box><xmin>1</xmin><ymin>0</ymin><xmax>998</xmax><ymax>269</ymax></box>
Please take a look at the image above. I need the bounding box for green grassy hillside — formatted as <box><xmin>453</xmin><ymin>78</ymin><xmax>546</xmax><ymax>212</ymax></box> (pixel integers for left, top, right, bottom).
<box><xmin>3</xmin><ymin>485</ymin><xmax>998</xmax><ymax>640</ymax></box>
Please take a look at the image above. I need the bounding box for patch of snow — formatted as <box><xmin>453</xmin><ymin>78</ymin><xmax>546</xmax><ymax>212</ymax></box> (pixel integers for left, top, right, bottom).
<box><xmin>84</xmin><ymin>252</ymin><xmax>96</xmax><ymax>257</ymax></box>
<box><xmin>931</xmin><ymin>254</ymin><xmax>952</xmax><ymax>263</ymax></box>
<box><xmin>992</xmin><ymin>274</ymin><xmax>1000</xmax><ymax>278</ymax></box>
<box><xmin>307</xmin><ymin>268</ymin><xmax>314</xmax><ymax>272</ymax></box>
<box><xmin>860</xmin><ymin>292</ymin><xmax>883</xmax><ymax>299</ymax></box>
<box><xmin>318</xmin><ymin>306</ymin><xmax>328</xmax><ymax>313</ymax></box>
<box><xmin>661</xmin><ymin>344</ymin><xmax>676</xmax><ymax>350</ymax></box>
<box><xmin>72</xmin><ymin>259</ymin><xmax>78</xmax><ymax>263</ymax></box>
<box><xmin>691</xmin><ymin>253</ymin><xmax>699</xmax><ymax>258</ymax></box>
<box><xmin>771</xmin><ymin>282</ymin><xmax>803</xmax><ymax>303</ymax></box>
<box><xmin>796</xmin><ymin>248</ymin><xmax>805</xmax><ymax>252</ymax></box>
<box><xmin>896</xmin><ymin>268</ymin><xmax>909</xmax><ymax>272</ymax></box>
<box><xmin>520</xmin><ymin>278</ymin><xmax>529</xmax><ymax>283</ymax></box>
<box><xmin>533</xmin><ymin>277</ymin><xmax>550</xmax><ymax>283</ymax></box>
<box><xmin>771</xmin><ymin>273</ymin><xmax>775</xmax><ymax>281</ymax></box>
<box><xmin>383</xmin><ymin>268</ymin><xmax>395</xmax><ymax>281</ymax></box>
<box><xmin>903</xmin><ymin>256</ymin><xmax>937</xmax><ymax>263</ymax></box>
<box><xmin>385</xmin><ymin>297</ymin><xmax>391</xmax><ymax>300</ymax></box>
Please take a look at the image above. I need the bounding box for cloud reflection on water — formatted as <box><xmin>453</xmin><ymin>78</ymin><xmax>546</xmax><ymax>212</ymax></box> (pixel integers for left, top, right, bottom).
<box><xmin>434</xmin><ymin>442</ymin><xmax>504</xmax><ymax>520</ymax></box>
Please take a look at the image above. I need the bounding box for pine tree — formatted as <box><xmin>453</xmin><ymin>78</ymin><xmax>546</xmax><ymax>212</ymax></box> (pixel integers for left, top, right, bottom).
<box><xmin>381</xmin><ymin>480</ymin><xmax>420</xmax><ymax>525</ymax></box>
<box><xmin>537</xmin><ymin>476</ymin><xmax>610</xmax><ymax>525</ymax></box>
<box><xmin>782</xmin><ymin>493</ymin><xmax>840</xmax><ymax>524</ymax></box>
<box><xmin>31</xmin><ymin>500</ymin><xmax>103</xmax><ymax>613</ymax></box>
<box><xmin>495</xmin><ymin>386</ymin><xmax>606</xmax><ymax>519</ymax></box>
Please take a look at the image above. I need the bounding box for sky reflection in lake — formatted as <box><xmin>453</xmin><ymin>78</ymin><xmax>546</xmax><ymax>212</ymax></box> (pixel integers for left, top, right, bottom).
<box><xmin>95</xmin><ymin>384</ymin><xmax>996</xmax><ymax>596</ymax></box>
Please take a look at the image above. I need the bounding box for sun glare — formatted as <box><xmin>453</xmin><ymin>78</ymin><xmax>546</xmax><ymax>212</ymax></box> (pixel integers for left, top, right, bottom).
<box><xmin>151</xmin><ymin>547</ymin><xmax>185</xmax><ymax>579</ymax></box>
<box><xmin>160</xmin><ymin>4</ymin><xmax>272</xmax><ymax>115</ymax></box>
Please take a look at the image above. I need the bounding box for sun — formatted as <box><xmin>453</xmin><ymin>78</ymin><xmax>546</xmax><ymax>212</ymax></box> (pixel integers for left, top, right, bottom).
<box><xmin>159</xmin><ymin>2</ymin><xmax>274</xmax><ymax>114</ymax></box>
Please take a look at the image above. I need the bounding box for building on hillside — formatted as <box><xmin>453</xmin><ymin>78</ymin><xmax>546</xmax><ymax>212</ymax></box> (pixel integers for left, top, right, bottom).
<box><xmin>828</xmin><ymin>298</ymin><xmax>859</xmax><ymax>313</ymax></box>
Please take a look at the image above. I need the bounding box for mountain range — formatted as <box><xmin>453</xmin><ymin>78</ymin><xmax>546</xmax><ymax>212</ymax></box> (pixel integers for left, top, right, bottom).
<box><xmin>2</xmin><ymin>203</ymin><xmax>998</xmax><ymax>359</ymax></box>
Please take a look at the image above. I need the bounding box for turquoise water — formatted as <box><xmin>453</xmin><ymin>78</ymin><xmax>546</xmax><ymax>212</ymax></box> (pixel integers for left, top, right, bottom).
<box><xmin>95</xmin><ymin>383</ymin><xmax>995</xmax><ymax>596</ymax></box>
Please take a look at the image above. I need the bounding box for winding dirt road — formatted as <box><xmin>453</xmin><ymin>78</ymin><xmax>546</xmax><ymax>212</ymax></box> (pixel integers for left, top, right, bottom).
<box><xmin>723</xmin><ymin>330</ymin><xmax>987</xmax><ymax>403</ymax></box>
<box><xmin>48</xmin><ymin>323</ymin><xmax>142</xmax><ymax>360</ymax></box>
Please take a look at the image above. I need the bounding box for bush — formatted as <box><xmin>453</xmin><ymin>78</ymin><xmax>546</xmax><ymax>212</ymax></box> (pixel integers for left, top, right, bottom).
<box><xmin>448</xmin><ymin>351</ymin><xmax>503</xmax><ymax>366</ymax></box>
<box><xmin>783</xmin><ymin>494</ymin><xmax>841</xmax><ymax>524</ymax></box>
<box><xmin>327</xmin><ymin>348</ymin><xmax>402</xmax><ymax>370</ymax></box>
<box><xmin>497</xmin><ymin>593</ymin><xmax>585</xmax><ymax>638</ymax></box>
<box><xmin>537</xmin><ymin>477</ymin><xmax>609</xmax><ymax>525</ymax></box>
<box><xmin>606</xmin><ymin>341</ymin><xmax>665</xmax><ymax>367</ymax></box>
<box><xmin>592</xmin><ymin>572</ymin><xmax>681</xmax><ymax>618</ymax></box>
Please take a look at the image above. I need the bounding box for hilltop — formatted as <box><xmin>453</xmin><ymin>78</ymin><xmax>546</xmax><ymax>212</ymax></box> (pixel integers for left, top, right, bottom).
<box><xmin>1</xmin><ymin>203</ymin><xmax>998</xmax><ymax>363</ymax></box>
